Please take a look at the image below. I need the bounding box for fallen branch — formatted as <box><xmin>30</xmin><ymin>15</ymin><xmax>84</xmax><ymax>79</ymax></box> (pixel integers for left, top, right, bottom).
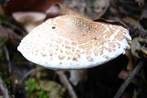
<box><xmin>0</xmin><ymin>77</ymin><xmax>9</xmax><ymax>98</ymax></box>
<box><xmin>56</xmin><ymin>71</ymin><xmax>78</xmax><ymax>98</ymax></box>
<box><xmin>21</xmin><ymin>67</ymin><xmax>43</xmax><ymax>83</ymax></box>
<box><xmin>114</xmin><ymin>61</ymin><xmax>144</xmax><ymax>98</ymax></box>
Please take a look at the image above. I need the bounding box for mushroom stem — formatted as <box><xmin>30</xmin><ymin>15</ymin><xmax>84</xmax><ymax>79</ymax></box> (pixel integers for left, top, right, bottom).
<box><xmin>69</xmin><ymin>70</ymin><xmax>87</xmax><ymax>86</ymax></box>
<box><xmin>56</xmin><ymin>71</ymin><xmax>78</xmax><ymax>98</ymax></box>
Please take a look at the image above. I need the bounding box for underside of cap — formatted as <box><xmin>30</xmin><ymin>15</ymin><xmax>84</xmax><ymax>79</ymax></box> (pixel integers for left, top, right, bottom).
<box><xmin>17</xmin><ymin>15</ymin><xmax>131</xmax><ymax>69</ymax></box>
<box><xmin>12</xmin><ymin>12</ymin><xmax>46</xmax><ymax>23</ymax></box>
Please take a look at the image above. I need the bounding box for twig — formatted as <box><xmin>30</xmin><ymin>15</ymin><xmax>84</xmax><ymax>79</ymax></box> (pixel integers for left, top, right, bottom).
<box><xmin>56</xmin><ymin>71</ymin><xmax>78</xmax><ymax>98</ymax></box>
<box><xmin>114</xmin><ymin>61</ymin><xmax>144</xmax><ymax>98</ymax></box>
<box><xmin>0</xmin><ymin>77</ymin><xmax>9</xmax><ymax>98</ymax></box>
<box><xmin>21</xmin><ymin>67</ymin><xmax>42</xmax><ymax>83</ymax></box>
<box><xmin>3</xmin><ymin>46</ymin><xmax>12</xmax><ymax>73</ymax></box>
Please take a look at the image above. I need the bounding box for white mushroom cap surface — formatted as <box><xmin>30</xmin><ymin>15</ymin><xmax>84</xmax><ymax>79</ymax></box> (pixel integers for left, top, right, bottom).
<box><xmin>17</xmin><ymin>15</ymin><xmax>131</xmax><ymax>69</ymax></box>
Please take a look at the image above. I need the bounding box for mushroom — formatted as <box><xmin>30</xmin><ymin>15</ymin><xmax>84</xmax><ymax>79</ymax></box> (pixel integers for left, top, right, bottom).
<box><xmin>12</xmin><ymin>12</ymin><xmax>46</xmax><ymax>32</ymax></box>
<box><xmin>17</xmin><ymin>15</ymin><xmax>131</xmax><ymax>85</ymax></box>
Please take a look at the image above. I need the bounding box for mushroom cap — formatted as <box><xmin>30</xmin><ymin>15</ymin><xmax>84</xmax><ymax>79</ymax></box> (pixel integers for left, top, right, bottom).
<box><xmin>13</xmin><ymin>12</ymin><xmax>47</xmax><ymax>32</ymax></box>
<box><xmin>17</xmin><ymin>15</ymin><xmax>131</xmax><ymax>69</ymax></box>
<box><xmin>12</xmin><ymin>12</ymin><xmax>46</xmax><ymax>24</ymax></box>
